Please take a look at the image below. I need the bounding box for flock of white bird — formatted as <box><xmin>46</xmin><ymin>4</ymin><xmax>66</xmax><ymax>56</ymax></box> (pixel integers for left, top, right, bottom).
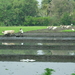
<box><xmin>47</xmin><ymin>24</ymin><xmax>75</xmax><ymax>31</ymax></box>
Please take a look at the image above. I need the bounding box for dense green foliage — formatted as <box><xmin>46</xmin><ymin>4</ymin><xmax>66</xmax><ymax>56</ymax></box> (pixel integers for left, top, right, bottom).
<box><xmin>40</xmin><ymin>0</ymin><xmax>75</xmax><ymax>26</ymax></box>
<box><xmin>0</xmin><ymin>0</ymin><xmax>75</xmax><ymax>26</ymax></box>
<box><xmin>0</xmin><ymin>0</ymin><xmax>38</xmax><ymax>26</ymax></box>
<box><xmin>24</xmin><ymin>16</ymin><xmax>50</xmax><ymax>26</ymax></box>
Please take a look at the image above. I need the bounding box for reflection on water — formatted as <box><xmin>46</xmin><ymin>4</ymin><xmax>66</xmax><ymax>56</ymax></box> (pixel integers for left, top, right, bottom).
<box><xmin>1</xmin><ymin>42</ymin><xmax>44</xmax><ymax>45</ymax></box>
<box><xmin>0</xmin><ymin>41</ymin><xmax>75</xmax><ymax>62</ymax></box>
<box><xmin>37</xmin><ymin>43</ymin><xmax>43</xmax><ymax>45</ymax></box>
<box><xmin>1</xmin><ymin>42</ymin><xmax>75</xmax><ymax>45</ymax></box>
<box><xmin>69</xmin><ymin>52</ymin><xmax>75</xmax><ymax>55</ymax></box>
<box><xmin>20</xmin><ymin>59</ymin><xmax>36</xmax><ymax>62</ymax></box>
<box><xmin>37</xmin><ymin>50</ymin><xmax>44</xmax><ymax>55</ymax></box>
<box><xmin>21</xmin><ymin>43</ymin><xmax>24</xmax><ymax>45</ymax></box>
<box><xmin>2</xmin><ymin>43</ymin><xmax>15</xmax><ymax>45</ymax></box>
<box><xmin>1</xmin><ymin>41</ymin><xmax>75</xmax><ymax>55</ymax></box>
<box><xmin>2</xmin><ymin>42</ymin><xmax>24</xmax><ymax>45</ymax></box>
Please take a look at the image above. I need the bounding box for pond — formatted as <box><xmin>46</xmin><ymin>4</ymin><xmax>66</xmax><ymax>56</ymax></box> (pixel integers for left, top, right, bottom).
<box><xmin>0</xmin><ymin>61</ymin><xmax>75</xmax><ymax>75</ymax></box>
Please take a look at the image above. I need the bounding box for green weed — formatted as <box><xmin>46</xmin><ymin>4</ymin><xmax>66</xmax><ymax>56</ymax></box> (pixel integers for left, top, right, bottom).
<box><xmin>42</xmin><ymin>68</ymin><xmax>55</xmax><ymax>75</ymax></box>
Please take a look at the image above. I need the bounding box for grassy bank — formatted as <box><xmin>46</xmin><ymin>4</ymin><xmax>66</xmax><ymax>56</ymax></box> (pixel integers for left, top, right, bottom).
<box><xmin>0</xmin><ymin>26</ymin><xmax>75</xmax><ymax>35</ymax></box>
<box><xmin>0</xmin><ymin>26</ymin><xmax>47</xmax><ymax>35</ymax></box>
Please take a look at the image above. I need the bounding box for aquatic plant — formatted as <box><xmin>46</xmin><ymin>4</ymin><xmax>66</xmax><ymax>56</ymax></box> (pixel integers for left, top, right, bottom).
<box><xmin>5</xmin><ymin>68</ymin><xmax>8</xmax><ymax>70</ymax></box>
<box><xmin>42</xmin><ymin>68</ymin><xmax>55</xmax><ymax>75</ymax></box>
<box><xmin>71</xmin><ymin>73</ymin><xmax>75</xmax><ymax>75</ymax></box>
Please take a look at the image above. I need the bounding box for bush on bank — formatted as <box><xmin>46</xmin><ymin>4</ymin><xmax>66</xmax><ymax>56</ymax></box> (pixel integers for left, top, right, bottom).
<box><xmin>24</xmin><ymin>16</ymin><xmax>50</xmax><ymax>26</ymax></box>
<box><xmin>0</xmin><ymin>15</ymin><xmax>75</xmax><ymax>26</ymax></box>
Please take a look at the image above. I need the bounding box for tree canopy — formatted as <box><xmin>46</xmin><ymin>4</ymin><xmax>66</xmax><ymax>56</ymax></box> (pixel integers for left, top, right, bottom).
<box><xmin>38</xmin><ymin>0</ymin><xmax>75</xmax><ymax>25</ymax></box>
<box><xmin>0</xmin><ymin>0</ymin><xmax>38</xmax><ymax>26</ymax></box>
<box><xmin>0</xmin><ymin>0</ymin><xmax>75</xmax><ymax>26</ymax></box>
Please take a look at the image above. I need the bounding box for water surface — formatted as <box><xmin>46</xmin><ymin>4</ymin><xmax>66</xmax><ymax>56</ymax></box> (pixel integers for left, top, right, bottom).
<box><xmin>0</xmin><ymin>61</ymin><xmax>75</xmax><ymax>75</ymax></box>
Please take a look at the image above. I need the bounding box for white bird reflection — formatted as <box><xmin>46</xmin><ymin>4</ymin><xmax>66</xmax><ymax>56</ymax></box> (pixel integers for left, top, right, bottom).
<box><xmin>21</xmin><ymin>43</ymin><xmax>24</xmax><ymax>45</ymax></box>
<box><xmin>37</xmin><ymin>50</ymin><xmax>44</xmax><ymax>55</ymax></box>
<box><xmin>2</xmin><ymin>42</ymin><xmax>15</xmax><ymax>45</ymax></box>
<box><xmin>2</xmin><ymin>42</ymin><xmax>24</xmax><ymax>45</ymax></box>
<box><xmin>20</xmin><ymin>59</ymin><xmax>36</xmax><ymax>62</ymax></box>
<box><xmin>37</xmin><ymin>43</ymin><xmax>43</xmax><ymax>45</ymax></box>
<box><xmin>69</xmin><ymin>52</ymin><xmax>75</xmax><ymax>55</ymax></box>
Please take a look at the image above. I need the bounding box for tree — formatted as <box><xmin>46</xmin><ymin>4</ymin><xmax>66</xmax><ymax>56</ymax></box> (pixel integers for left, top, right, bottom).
<box><xmin>48</xmin><ymin>0</ymin><xmax>74</xmax><ymax>17</ymax></box>
<box><xmin>70</xmin><ymin>10</ymin><xmax>75</xmax><ymax>25</ymax></box>
<box><xmin>39</xmin><ymin>0</ymin><xmax>52</xmax><ymax>17</ymax></box>
<box><xmin>0</xmin><ymin>0</ymin><xmax>39</xmax><ymax>26</ymax></box>
<box><xmin>61</xmin><ymin>12</ymin><xmax>72</xmax><ymax>25</ymax></box>
<box><xmin>11</xmin><ymin>0</ymin><xmax>38</xmax><ymax>25</ymax></box>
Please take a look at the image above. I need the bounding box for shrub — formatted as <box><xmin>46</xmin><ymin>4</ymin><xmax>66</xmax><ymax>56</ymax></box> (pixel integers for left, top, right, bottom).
<box><xmin>24</xmin><ymin>16</ymin><xmax>50</xmax><ymax>26</ymax></box>
<box><xmin>42</xmin><ymin>68</ymin><xmax>55</xmax><ymax>75</ymax></box>
<box><xmin>71</xmin><ymin>73</ymin><xmax>75</xmax><ymax>75</ymax></box>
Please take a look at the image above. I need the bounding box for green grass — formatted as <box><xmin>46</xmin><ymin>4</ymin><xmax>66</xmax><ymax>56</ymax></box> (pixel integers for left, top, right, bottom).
<box><xmin>1</xmin><ymin>26</ymin><xmax>75</xmax><ymax>35</ymax></box>
<box><xmin>61</xmin><ymin>29</ymin><xmax>75</xmax><ymax>32</ymax></box>
<box><xmin>0</xmin><ymin>26</ymin><xmax>47</xmax><ymax>35</ymax></box>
